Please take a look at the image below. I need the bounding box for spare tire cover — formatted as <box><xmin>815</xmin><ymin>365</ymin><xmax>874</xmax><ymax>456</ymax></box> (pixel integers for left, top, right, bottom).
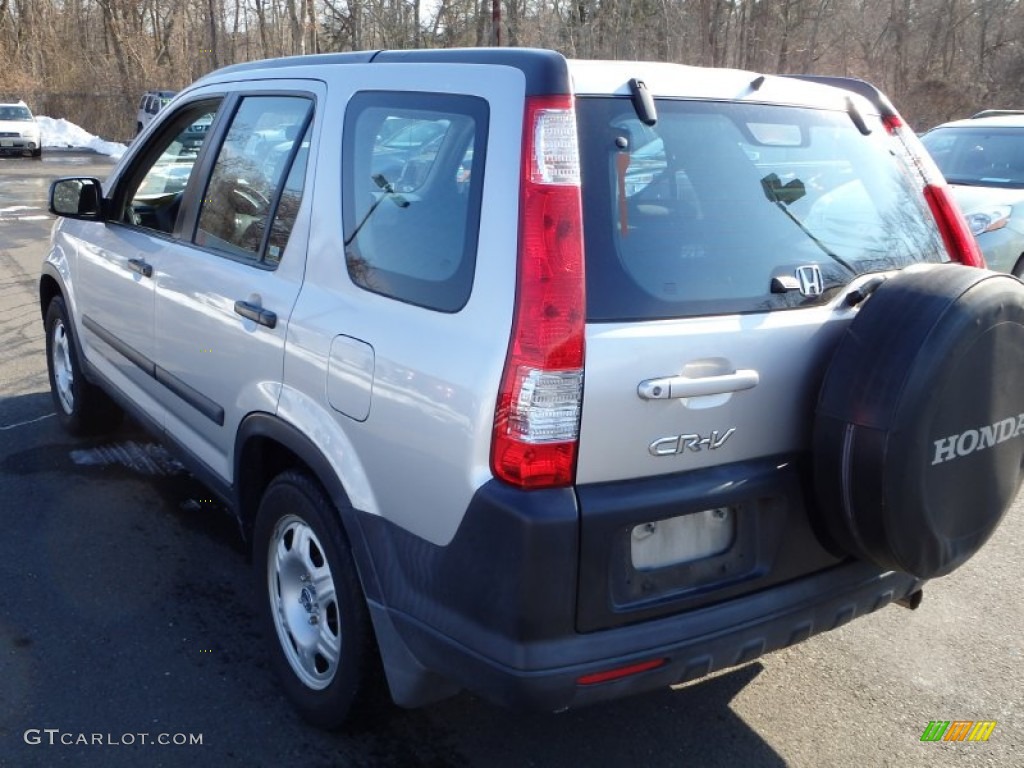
<box><xmin>814</xmin><ymin>263</ymin><xmax>1024</xmax><ymax>579</ymax></box>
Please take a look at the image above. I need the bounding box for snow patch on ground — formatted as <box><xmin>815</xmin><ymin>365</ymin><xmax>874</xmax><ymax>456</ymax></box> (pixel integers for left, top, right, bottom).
<box><xmin>36</xmin><ymin>115</ymin><xmax>127</xmax><ymax>158</ymax></box>
<box><xmin>0</xmin><ymin>205</ymin><xmax>48</xmax><ymax>221</ymax></box>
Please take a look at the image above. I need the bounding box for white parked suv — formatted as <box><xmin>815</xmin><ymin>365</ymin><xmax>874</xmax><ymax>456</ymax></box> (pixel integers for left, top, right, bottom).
<box><xmin>0</xmin><ymin>99</ymin><xmax>42</xmax><ymax>158</ymax></box>
<box><xmin>39</xmin><ymin>49</ymin><xmax>1024</xmax><ymax>728</ymax></box>
<box><xmin>136</xmin><ymin>89</ymin><xmax>177</xmax><ymax>135</ymax></box>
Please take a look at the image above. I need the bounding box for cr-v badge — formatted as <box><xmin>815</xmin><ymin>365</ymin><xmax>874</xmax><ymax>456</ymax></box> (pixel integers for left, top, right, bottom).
<box><xmin>649</xmin><ymin>429</ymin><xmax>736</xmax><ymax>456</ymax></box>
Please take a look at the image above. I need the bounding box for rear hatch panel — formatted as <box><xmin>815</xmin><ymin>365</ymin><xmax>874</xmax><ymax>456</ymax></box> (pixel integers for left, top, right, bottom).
<box><xmin>572</xmin><ymin>86</ymin><xmax>948</xmax><ymax>629</ymax></box>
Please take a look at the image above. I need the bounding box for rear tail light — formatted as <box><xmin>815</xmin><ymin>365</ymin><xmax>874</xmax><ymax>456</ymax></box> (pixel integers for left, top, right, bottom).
<box><xmin>883</xmin><ymin>115</ymin><xmax>985</xmax><ymax>268</ymax></box>
<box><xmin>491</xmin><ymin>96</ymin><xmax>586</xmax><ymax>489</ymax></box>
<box><xmin>923</xmin><ymin>185</ymin><xmax>986</xmax><ymax>268</ymax></box>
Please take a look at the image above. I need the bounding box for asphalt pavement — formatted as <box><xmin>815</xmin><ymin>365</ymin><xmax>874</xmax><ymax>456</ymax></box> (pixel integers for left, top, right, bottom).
<box><xmin>0</xmin><ymin>152</ymin><xmax>1021</xmax><ymax>767</ymax></box>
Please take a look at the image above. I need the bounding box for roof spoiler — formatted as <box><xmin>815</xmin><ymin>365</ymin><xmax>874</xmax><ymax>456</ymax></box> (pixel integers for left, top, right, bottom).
<box><xmin>782</xmin><ymin>75</ymin><xmax>900</xmax><ymax>119</ymax></box>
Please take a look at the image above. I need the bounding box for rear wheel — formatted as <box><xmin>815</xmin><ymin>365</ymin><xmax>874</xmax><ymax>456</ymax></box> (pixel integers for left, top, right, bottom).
<box><xmin>44</xmin><ymin>296</ymin><xmax>122</xmax><ymax>435</ymax></box>
<box><xmin>253</xmin><ymin>470</ymin><xmax>382</xmax><ymax>729</ymax></box>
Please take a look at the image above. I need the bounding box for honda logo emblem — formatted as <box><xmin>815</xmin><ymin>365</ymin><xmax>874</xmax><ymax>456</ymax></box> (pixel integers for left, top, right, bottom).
<box><xmin>795</xmin><ymin>265</ymin><xmax>824</xmax><ymax>297</ymax></box>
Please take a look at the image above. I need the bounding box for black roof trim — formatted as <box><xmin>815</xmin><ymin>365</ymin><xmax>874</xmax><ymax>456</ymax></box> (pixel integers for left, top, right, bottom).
<box><xmin>782</xmin><ymin>75</ymin><xmax>898</xmax><ymax>118</ymax></box>
<box><xmin>373</xmin><ymin>48</ymin><xmax>571</xmax><ymax>96</ymax></box>
<box><xmin>196</xmin><ymin>47</ymin><xmax>571</xmax><ymax>97</ymax></box>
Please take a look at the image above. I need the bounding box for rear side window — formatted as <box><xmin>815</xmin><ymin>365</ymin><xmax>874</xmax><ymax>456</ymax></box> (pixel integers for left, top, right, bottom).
<box><xmin>577</xmin><ymin>98</ymin><xmax>948</xmax><ymax>321</ymax></box>
<box><xmin>342</xmin><ymin>92</ymin><xmax>488</xmax><ymax>312</ymax></box>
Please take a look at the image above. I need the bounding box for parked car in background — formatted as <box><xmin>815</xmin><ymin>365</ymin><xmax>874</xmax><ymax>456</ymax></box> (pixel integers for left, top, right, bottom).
<box><xmin>0</xmin><ymin>99</ymin><xmax>42</xmax><ymax>158</ymax></box>
<box><xmin>179</xmin><ymin>113</ymin><xmax>214</xmax><ymax>155</ymax></box>
<box><xmin>136</xmin><ymin>89</ymin><xmax>176</xmax><ymax>135</ymax></box>
<box><xmin>921</xmin><ymin>111</ymin><xmax>1024</xmax><ymax>275</ymax></box>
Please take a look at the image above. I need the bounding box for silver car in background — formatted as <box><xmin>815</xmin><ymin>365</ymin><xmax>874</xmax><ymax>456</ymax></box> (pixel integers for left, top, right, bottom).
<box><xmin>921</xmin><ymin>111</ymin><xmax>1024</xmax><ymax>275</ymax></box>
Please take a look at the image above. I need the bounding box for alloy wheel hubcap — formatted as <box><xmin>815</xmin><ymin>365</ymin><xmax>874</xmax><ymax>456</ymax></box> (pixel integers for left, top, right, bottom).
<box><xmin>267</xmin><ymin>514</ymin><xmax>341</xmax><ymax>690</ymax></box>
<box><xmin>52</xmin><ymin>320</ymin><xmax>75</xmax><ymax>414</ymax></box>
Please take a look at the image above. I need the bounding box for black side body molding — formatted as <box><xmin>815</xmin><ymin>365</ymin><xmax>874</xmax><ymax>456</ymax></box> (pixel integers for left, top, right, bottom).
<box><xmin>82</xmin><ymin>315</ymin><xmax>225</xmax><ymax>426</ymax></box>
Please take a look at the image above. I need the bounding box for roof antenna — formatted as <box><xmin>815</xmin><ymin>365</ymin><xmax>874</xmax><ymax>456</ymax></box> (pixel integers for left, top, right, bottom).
<box><xmin>629</xmin><ymin>79</ymin><xmax>657</xmax><ymax>126</ymax></box>
<box><xmin>750</xmin><ymin>75</ymin><xmax>766</xmax><ymax>91</ymax></box>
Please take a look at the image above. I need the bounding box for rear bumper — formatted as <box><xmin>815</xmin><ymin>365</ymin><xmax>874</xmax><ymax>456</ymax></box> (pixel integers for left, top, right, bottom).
<box><xmin>352</xmin><ymin>469</ymin><xmax>920</xmax><ymax>711</ymax></box>
<box><xmin>0</xmin><ymin>142</ymin><xmax>39</xmax><ymax>155</ymax></box>
<box><xmin>374</xmin><ymin>560</ymin><xmax>920</xmax><ymax>711</ymax></box>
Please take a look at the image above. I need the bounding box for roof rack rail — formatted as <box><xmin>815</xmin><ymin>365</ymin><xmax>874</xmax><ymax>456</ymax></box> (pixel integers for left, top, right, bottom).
<box><xmin>197</xmin><ymin>48</ymin><xmax>572</xmax><ymax>98</ymax></box>
<box><xmin>970</xmin><ymin>109</ymin><xmax>1024</xmax><ymax>119</ymax></box>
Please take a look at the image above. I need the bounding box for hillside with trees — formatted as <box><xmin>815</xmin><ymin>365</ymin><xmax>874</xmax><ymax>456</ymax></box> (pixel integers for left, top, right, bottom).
<box><xmin>1</xmin><ymin>0</ymin><xmax>1022</xmax><ymax>139</ymax></box>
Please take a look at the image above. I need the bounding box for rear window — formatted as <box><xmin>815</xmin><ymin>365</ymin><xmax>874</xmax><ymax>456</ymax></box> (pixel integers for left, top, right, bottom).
<box><xmin>342</xmin><ymin>92</ymin><xmax>487</xmax><ymax>313</ymax></box>
<box><xmin>577</xmin><ymin>98</ymin><xmax>947</xmax><ymax>321</ymax></box>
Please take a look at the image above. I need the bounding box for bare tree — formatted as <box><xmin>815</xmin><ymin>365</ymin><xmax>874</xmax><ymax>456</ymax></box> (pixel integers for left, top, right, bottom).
<box><xmin>3</xmin><ymin>0</ymin><xmax>1023</xmax><ymax>140</ymax></box>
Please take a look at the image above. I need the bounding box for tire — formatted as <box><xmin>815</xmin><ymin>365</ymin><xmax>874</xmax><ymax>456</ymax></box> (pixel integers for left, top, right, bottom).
<box><xmin>253</xmin><ymin>470</ymin><xmax>383</xmax><ymax>729</ymax></box>
<box><xmin>44</xmin><ymin>296</ymin><xmax>123</xmax><ymax>435</ymax></box>
<box><xmin>814</xmin><ymin>264</ymin><xmax>1024</xmax><ymax>578</ymax></box>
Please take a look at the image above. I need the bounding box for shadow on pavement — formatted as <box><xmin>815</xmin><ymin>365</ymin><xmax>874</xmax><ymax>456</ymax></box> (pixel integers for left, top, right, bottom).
<box><xmin>0</xmin><ymin>389</ymin><xmax>785</xmax><ymax>768</ymax></box>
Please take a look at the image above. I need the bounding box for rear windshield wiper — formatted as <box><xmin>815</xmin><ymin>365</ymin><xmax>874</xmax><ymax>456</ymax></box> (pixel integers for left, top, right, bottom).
<box><xmin>761</xmin><ymin>172</ymin><xmax>856</xmax><ymax>275</ymax></box>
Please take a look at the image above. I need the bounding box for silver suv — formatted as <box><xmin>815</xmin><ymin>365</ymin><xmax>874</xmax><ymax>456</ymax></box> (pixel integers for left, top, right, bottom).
<box><xmin>39</xmin><ymin>49</ymin><xmax>1024</xmax><ymax>728</ymax></box>
<box><xmin>920</xmin><ymin>111</ymin><xmax>1024</xmax><ymax>274</ymax></box>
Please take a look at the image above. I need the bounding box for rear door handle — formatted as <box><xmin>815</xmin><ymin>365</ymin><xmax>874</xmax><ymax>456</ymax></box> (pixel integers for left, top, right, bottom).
<box><xmin>638</xmin><ymin>369</ymin><xmax>760</xmax><ymax>400</ymax></box>
<box><xmin>127</xmin><ymin>258</ymin><xmax>153</xmax><ymax>278</ymax></box>
<box><xmin>233</xmin><ymin>300</ymin><xmax>277</xmax><ymax>329</ymax></box>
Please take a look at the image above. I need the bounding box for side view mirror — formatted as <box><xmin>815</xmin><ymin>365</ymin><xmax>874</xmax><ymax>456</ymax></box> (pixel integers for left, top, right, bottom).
<box><xmin>49</xmin><ymin>177</ymin><xmax>105</xmax><ymax>221</ymax></box>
